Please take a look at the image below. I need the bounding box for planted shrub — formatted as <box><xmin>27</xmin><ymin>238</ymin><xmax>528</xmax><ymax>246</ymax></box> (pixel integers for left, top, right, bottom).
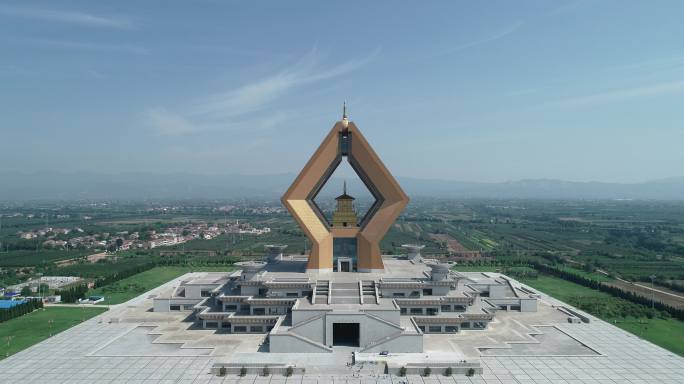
<box><xmin>423</xmin><ymin>367</ymin><xmax>431</xmax><ymax>377</ymax></box>
<box><xmin>398</xmin><ymin>366</ymin><xmax>407</xmax><ymax>377</ymax></box>
<box><xmin>239</xmin><ymin>367</ymin><xmax>247</xmax><ymax>376</ymax></box>
<box><xmin>444</xmin><ymin>367</ymin><xmax>453</xmax><ymax>376</ymax></box>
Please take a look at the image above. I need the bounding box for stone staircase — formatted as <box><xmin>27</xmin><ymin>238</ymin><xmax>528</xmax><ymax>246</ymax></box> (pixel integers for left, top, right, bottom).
<box><xmin>314</xmin><ymin>280</ymin><xmax>329</xmax><ymax>304</ymax></box>
<box><xmin>330</xmin><ymin>282</ymin><xmax>360</xmax><ymax>304</ymax></box>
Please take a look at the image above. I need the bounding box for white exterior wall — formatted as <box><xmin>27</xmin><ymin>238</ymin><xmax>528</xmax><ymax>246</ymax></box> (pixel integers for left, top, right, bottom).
<box><xmin>488</xmin><ymin>284</ymin><xmax>507</xmax><ymax>299</ymax></box>
<box><xmin>289</xmin><ymin>316</ymin><xmax>325</xmax><ymax>344</ymax></box>
<box><xmin>292</xmin><ymin>310</ymin><xmax>329</xmax><ymax>324</ymax></box>
<box><xmin>153</xmin><ymin>298</ymin><xmax>170</xmax><ymax>312</ymax></box>
<box><xmin>362</xmin><ymin>334</ymin><xmax>423</xmax><ymax>353</ymax></box>
<box><xmin>240</xmin><ymin>285</ymin><xmax>259</xmax><ymax>296</ymax></box>
<box><xmin>269</xmin><ymin>334</ymin><xmax>331</xmax><ymax>353</ymax></box>
<box><xmin>520</xmin><ymin>298</ymin><xmax>537</xmax><ymax>312</ymax></box>
<box><xmin>363</xmin><ymin>309</ymin><xmax>400</xmax><ymax>325</ymax></box>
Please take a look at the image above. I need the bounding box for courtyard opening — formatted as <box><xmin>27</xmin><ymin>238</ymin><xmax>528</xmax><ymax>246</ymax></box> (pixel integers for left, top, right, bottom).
<box><xmin>332</xmin><ymin>322</ymin><xmax>360</xmax><ymax>347</ymax></box>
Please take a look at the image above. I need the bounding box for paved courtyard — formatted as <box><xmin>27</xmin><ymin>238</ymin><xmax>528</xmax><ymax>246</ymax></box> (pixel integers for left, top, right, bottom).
<box><xmin>0</xmin><ymin>273</ymin><xmax>682</xmax><ymax>383</ymax></box>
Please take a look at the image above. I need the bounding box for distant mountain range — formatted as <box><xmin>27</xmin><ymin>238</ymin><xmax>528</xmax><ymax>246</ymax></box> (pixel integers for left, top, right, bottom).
<box><xmin>1</xmin><ymin>171</ymin><xmax>683</xmax><ymax>201</ymax></box>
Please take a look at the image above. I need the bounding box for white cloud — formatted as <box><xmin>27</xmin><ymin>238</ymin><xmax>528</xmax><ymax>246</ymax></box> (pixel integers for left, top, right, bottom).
<box><xmin>191</xmin><ymin>48</ymin><xmax>378</xmax><ymax>119</ymax></box>
<box><xmin>147</xmin><ymin>48</ymin><xmax>378</xmax><ymax>136</ymax></box>
<box><xmin>0</xmin><ymin>5</ymin><xmax>133</xmax><ymax>29</ymax></box>
<box><xmin>146</xmin><ymin>108</ymin><xmax>199</xmax><ymax>136</ymax></box>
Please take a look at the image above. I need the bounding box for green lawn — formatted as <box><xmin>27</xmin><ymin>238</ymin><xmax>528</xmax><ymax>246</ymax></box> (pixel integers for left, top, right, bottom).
<box><xmin>519</xmin><ymin>274</ymin><xmax>684</xmax><ymax>357</ymax></box>
<box><xmin>87</xmin><ymin>265</ymin><xmax>236</xmax><ymax>305</ymax></box>
<box><xmin>519</xmin><ymin>274</ymin><xmax>613</xmax><ymax>302</ymax></box>
<box><xmin>612</xmin><ymin>317</ymin><xmax>684</xmax><ymax>356</ymax></box>
<box><xmin>0</xmin><ymin>307</ymin><xmax>107</xmax><ymax>359</ymax></box>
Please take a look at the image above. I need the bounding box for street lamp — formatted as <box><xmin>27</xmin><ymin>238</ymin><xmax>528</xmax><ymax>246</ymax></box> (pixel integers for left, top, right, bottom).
<box><xmin>649</xmin><ymin>274</ymin><xmax>656</xmax><ymax>311</ymax></box>
<box><xmin>5</xmin><ymin>335</ymin><xmax>13</xmax><ymax>357</ymax></box>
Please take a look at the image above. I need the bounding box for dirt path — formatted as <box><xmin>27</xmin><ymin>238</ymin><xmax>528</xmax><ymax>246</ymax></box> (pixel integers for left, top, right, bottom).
<box><xmin>607</xmin><ymin>277</ymin><xmax>684</xmax><ymax>309</ymax></box>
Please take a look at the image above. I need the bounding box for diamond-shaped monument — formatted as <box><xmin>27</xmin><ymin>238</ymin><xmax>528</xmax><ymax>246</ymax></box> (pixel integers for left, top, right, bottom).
<box><xmin>282</xmin><ymin>105</ymin><xmax>409</xmax><ymax>272</ymax></box>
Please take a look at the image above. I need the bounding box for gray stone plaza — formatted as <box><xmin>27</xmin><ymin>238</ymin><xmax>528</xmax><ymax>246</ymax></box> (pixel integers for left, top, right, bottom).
<box><xmin>0</xmin><ymin>256</ymin><xmax>683</xmax><ymax>383</ymax></box>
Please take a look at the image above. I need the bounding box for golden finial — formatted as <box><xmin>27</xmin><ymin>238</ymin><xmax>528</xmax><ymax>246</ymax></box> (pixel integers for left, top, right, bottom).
<box><xmin>341</xmin><ymin>101</ymin><xmax>349</xmax><ymax>129</ymax></box>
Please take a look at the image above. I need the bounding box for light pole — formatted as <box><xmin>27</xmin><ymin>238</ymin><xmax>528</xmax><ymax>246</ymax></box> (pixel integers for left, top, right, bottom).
<box><xmin>5</xmin><ymin>335</ymin><xmax>13</xmax><ymax>357</ymax></box>
<box><xmin>649</xmin><ymin>274</ymin><xmax>656</xmax><ymax>311</ymax></box>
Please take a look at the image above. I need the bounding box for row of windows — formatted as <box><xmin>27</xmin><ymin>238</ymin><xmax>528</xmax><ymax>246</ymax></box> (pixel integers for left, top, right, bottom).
<box><xmin>170</xmin><ymin>304</ymin><xmax>195</xmax><ymax>311</ymax></box>
<box><xmin>398</xmin><ymin>305</ymin><xmax>467</xmax><ymax>315</ymax></box>
<box><xmin>390</xmin><ymin>289</ymin><xmax>433</xmax><ymax>298</ymax></box>
<box><xmin>418</xmin><ymin>325</ymin><xmax>460</xmax><ymax>333</ymax></box>
<box><xmin>203</xmin><ymin>322</ymin><xmax>272</xmax><ymax>333</ymax></box>
<box><xmin>399</xmin><ymin>307</ymin><xmax>439</xmax><ymax>315</ymax></box>
<box><xmin>497</xmin><ymin>305</ymin><xmax>521</xmax><ymax>311</ymax></box>
<box><xmin>416</xmin><ymin>322</ymin><xmax>487</xmax><ymax>333</ymax></box>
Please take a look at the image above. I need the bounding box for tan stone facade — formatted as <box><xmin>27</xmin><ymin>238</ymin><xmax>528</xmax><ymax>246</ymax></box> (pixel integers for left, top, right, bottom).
<box><xmin>281</xmin><ymin>115</ymin><xmax>408</xmax><ymax>272</ymax></box>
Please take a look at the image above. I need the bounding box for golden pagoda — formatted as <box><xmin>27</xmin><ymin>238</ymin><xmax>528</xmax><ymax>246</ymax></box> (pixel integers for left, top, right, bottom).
<box><xmin>331</xmin><ymin>181</ymin><xmax>358</xmax><ymax>228</ymax></box>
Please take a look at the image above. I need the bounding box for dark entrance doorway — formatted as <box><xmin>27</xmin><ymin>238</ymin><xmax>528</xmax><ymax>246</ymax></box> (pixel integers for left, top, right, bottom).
<box><xmin>340</xmin><ymin>260</ymin><xmax>351</xmax><ymax>272</ymax></box>
<box><xmin>332</xmin><ymin>323</ymin><xmax>360</xmax><ymax>347</ymax></box>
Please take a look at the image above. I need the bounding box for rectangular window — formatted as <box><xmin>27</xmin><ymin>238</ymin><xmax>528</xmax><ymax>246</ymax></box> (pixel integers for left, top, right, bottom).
<box><xmin>205</xmin><ymin>322</ymin><xmax>218</xmax><ymax>328</ymax></box>
<box><xmin>221</xmin><ymin>322</ymin><xmax>231</xmax><ymax>329</ymax></box>
<box><xmin>393</xmin><ymin>292</ymin><xmax>405</xmax><ymax>297</ymax></box>
<box><xmin>201</xmin><ymin>290</ymin><xmax>211</xmax><ymax>297</ymax></box>
<box><xmin>461</xmin><ymin>322</ymin><xmax>471</xmax><ymax>329</ymax></box>
<box><xmin>225</xmin><ymin>305</ymin><xmax>238</xmax><ymax>311</ymax></box>
<box><xmin>400</xmin><ymin>308</ymin><xmax>407</xmax><ymax>315</ymax></box>
<box><xmin>250</xmin><ymin>326</ymin><xmax>264</xmax><ymax>333</ymax></box>
<box><xmin>426</xmin><ymin>308</ymin><xmax>438</xmax><ymax>315</ymax></box>
<box><xmin>422</xmin><ymin>289</ymin><xmax>433</xmax><ymax>296</ymax></box>
<box><xmin>473</xmin><ymin>322</ymin><xmax>486</xmax><ymax>329</ymax></box>
<box><xmin>252</xmin><ymin>308</ymin><xmax>266</xmax><ymax>315</ymax></box>
<box><xmin>233</xmin><ymin>326</ymin><xmax>247</xmax><ymax>333</ymax></box>
<box><xmin>286</xmin><ymin>292</ymin><xmax>299</xmax><ymax>297</ymax></box>
<box><xmin>441</xmin><ymin>305</ymin><xmax>451</xmax><ymax>312</ymax></box>
<box><xmin>183</xmin><ymin>304</ymin><xmax>194</xmax><ymax>310</ymax></box>
<box><xmin>170</xmin><ymin>305</ymin><xmax>181</xmax><ymax>311</ymax></box>
<box><xmin>453</xmin><ymin>305</ymin><xmax>466</xmax><ymax>312</ymax></box>
<box><xmin>418</xmin><ymin>326</ymin><xmax>425</xmax><ymax>332</ymax></box>
<box><xmin>445</xmin><ymin>326</ymin><xmax>458</xmax><ymax>333</ymax></box>
<box><xmin>510</xmin><ymin>305</ymin><xmax>521</xmax><ymax>311</ymax></box>
<box><xmin>410</xmin><ymin>291</ymin><xmax>420</xmax><ymax>297</ymax></box>
<box><xmin>428</xmin><ymin>326</ymin><xmax>442</xmax><ymax>333</ymax></box>
<box><xmin>410</xmin><ymin>308</ymin><xmax>423</xmax><ymax>315</ymax></box>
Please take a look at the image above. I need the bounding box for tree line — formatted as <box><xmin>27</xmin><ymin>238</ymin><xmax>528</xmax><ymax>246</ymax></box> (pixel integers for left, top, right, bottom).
<box><xmin>530</xmin><ymin>261</ymin><xmax>684</xmax><ymax>321</ymax></box>
<box><xmin>0</xmin><ymin>299</ymin><xmax>43</xmax><ymax>323</ymax></box>
<box><xmin>55</xmin><ymin>284</ymin><xmax>89</xmax><ymax>303</ymax></box>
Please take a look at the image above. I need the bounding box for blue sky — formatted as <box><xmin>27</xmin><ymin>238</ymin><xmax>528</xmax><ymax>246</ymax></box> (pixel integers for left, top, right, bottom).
<box><xmin>1</xmin><ymin>0</ymin><xmax>684</xmax><ymax>183</ymax></box>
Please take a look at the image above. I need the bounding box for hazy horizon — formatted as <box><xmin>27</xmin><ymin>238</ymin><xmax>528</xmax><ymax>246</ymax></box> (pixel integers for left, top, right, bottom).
<box><xmin>3</xmin><ymin>1</ymin><xmax>684</xmax><ymax>183</ymax></box>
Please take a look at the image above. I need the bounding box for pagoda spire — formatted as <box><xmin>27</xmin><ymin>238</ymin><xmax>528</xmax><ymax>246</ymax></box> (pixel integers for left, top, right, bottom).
<box><xmin>341</xmin><ymin>101</ymin><xmax>349</xmax><ymax>129</ymax></box>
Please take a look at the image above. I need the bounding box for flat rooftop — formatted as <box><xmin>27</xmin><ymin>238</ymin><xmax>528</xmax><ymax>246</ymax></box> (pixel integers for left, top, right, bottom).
<box><xmin>1</xmin><ymin>268</ymin><xmax>683</xmax><ymax>383</ymax></box>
